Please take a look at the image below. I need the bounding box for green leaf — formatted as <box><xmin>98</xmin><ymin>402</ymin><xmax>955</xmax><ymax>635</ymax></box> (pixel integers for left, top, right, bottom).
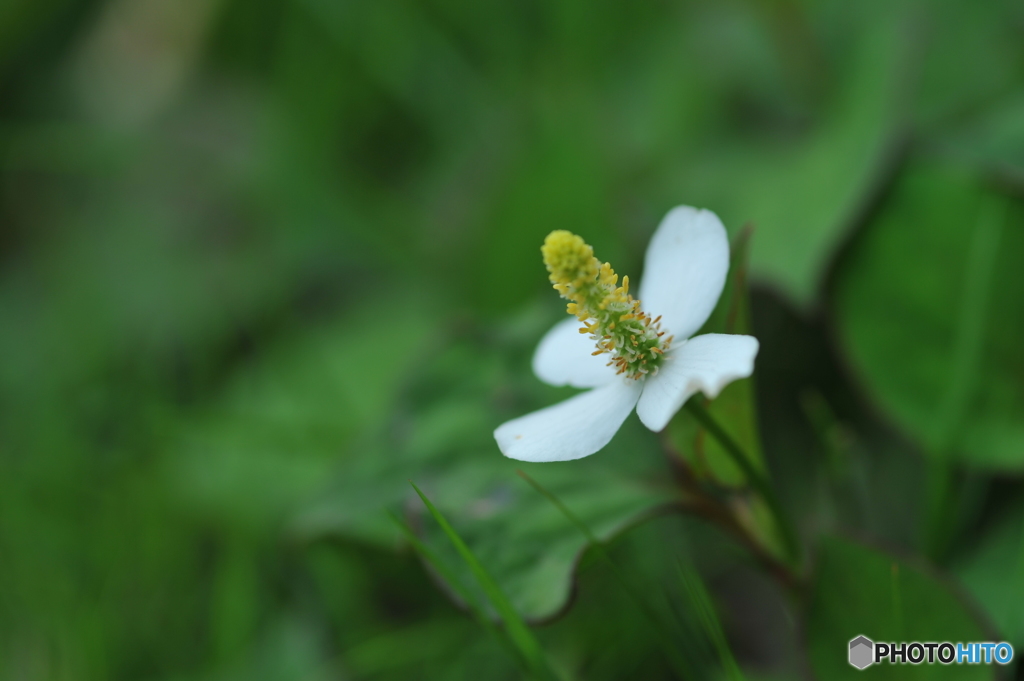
<box><xmin>167</xmin><ymin>294</ymin><xmax>438</xmax><ymax>529</ymax></box>
<box><xmin>699</xmin><ymin>13</ymin><xmax>911</xmax><ymax>308</ymax></box>
<box><xmin>952</xmin><ymin>501</ymin><xmax>1024</xmax><ymax>648</ymax></box>
<box><xmin>833</xmin><ymin>163</ymin><xmax>1024</xmax><ymax>469</ymax></box>
<box><xmin>913</xmin><ymin>1</ymin><xmax>1024</xmax><ymax>133</ymax></box>
<box><xmin>341</xmin><ymin>617</ymin><xmax>490</xmax><ymax>679</ymax></box>
<box><xmin>937</xmin><ymin>94</ymin><xmax>1024</xmax><ymax>190</ymax></box>
<box><xmin>516</xmin><ymin>470</ymin><xmax>695</xmax><ymax>680</ymax></box>
<box><xmin>807</xmin><ymin>536</ymin><xmax>993</xmax><ymax>680</ymax></box>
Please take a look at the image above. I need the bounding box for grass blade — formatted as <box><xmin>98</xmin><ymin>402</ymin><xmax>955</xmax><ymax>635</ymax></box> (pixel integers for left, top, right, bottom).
<box><xmin>387</xmin><ymin>512</ymin><xmax>523</xmax><ymax>663</ymax></box>
<box><xmin>409</xmin><ymin>481</ymin><xmax>562</xmax><ymax>681</ymax></box>
<box><xmin>677</xmin><ymin>563</ymin><xmax>746</xmax><ymax>681</ymax></box>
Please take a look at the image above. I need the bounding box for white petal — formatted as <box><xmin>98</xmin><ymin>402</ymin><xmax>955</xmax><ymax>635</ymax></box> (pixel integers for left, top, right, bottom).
<box><xmin>637</xmin><ymin>206</ymin><xmax>729</xmax><ymax>341</ymax></box>
<box><xmin>636</xmin><ymin>334</ymin><xmax>759</xmax><ymax>432</ymax></box>
<box><xmin>532</xmin><ymin>317</ymin><xmax>617</xmax><ymax>388</ymax></box>
<box><xmin>495</xmin><ymin>379</ymin><xmax>642</xmax><ymax>462</ymax></box>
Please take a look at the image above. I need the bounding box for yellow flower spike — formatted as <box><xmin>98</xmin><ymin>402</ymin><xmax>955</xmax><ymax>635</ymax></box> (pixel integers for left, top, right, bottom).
<box><xmin>542</xmin><ymin>231</ymin><xmax>598</xmax><ymax>294</ymax></box>
<box><xmin>541</xmin><ymin>230</ymin><xmax>671</xmax><ymax>379</ymax></box>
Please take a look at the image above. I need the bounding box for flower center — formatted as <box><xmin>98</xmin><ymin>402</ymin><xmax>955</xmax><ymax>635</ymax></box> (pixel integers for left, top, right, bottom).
<box><xmin>541</xmin><ymin>230</ymin><xmax>672</xmax><ymax>379</ymax></box>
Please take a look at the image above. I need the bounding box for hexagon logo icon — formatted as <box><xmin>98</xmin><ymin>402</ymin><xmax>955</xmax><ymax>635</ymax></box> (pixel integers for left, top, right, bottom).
<box><xmin>849</xmin><ymin>635</ymin><xmax>874</xmax><ymax>669</ymax></box>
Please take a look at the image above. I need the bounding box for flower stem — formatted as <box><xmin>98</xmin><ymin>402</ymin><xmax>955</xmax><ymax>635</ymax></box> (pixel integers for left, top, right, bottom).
<box><xmin>684</xmin><ymin>400</ymin><xmax>801</xmax><ymax>566</ymax></box>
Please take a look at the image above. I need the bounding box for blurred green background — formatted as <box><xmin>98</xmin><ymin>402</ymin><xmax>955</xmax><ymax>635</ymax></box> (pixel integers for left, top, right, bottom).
<box><xmin>1</xmin><ymin>0</ymin><xmax>1023</xmax><ymax>679</ymax></box>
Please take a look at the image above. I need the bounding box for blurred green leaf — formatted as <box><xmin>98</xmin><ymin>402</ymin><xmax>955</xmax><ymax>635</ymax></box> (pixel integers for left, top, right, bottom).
<box><xmin>475</xmin><ymin>124</ymin><xmax>617</xmax><ymax>313</ymax></box>
<box><xmin>341</xmin><ymin>617</ymin><xmax>503</xmax><ymax>679</ymax></box>
<box><xmin>913</xmin><ymin>0</ymin><xmax>1024</xmax><ymax>133</ymax></box>
<box><xmin>170</xmin><ymin>617</ymin><xmax>336</xmax><ymax>681</ymax></box>
<box><xmin>937</xmin><ymin>93</ymin><xmax>1024</xmax><ymax>190</ymax></box>
<box><xmin>807</xmin><ymin>536</ymin><xmax>992</xmax><ymax>680</ymax></box>
<box><xmin>0</xmin><ymin>0</ymin><xmax>76</xmax><ymax>78</ymax></box>
<box><xmin>700</xmin><ymin>13</ymin><xmax>912</xmax><ymax>307</ymax></box>
<box><xmin>953</xmin><ymin>501</ymin><xmax>1024</xmax><ymax>648</ymax></box>
<box><xmin>168</xmin><ymin>294</ymin><xmax>438</xmax><ymax>529</ymax></box>
<box><xmin>834</xmin><ymin>163</ymin><xmax>1024</xmax><ymax>469</ymax></box>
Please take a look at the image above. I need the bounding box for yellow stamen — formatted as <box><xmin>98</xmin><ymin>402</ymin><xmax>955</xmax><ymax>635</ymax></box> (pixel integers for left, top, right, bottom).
<box><xmin>540</xmin><ymin>230</ymin><xmax>672</xmax><ymax>379</ymax></box>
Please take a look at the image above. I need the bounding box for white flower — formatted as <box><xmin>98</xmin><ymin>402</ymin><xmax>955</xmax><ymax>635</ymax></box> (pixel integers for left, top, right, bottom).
<box><xmin>494</xmin><ymin>206</ymin><xmax>759</xmax><ymax>462</ymax></box>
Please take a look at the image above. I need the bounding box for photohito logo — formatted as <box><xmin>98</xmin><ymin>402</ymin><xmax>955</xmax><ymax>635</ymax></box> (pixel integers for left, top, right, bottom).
<box><xmin>849</xmin><ymin>635</ymin><xmax>1014</xmax><ymax>669</ymax></box>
